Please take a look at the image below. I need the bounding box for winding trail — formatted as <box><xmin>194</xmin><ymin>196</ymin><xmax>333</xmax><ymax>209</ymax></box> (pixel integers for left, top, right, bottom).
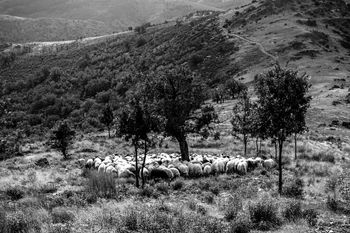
<box><xmin>218</xmin><ymin>13</ymin><xmax>278</xmax><ymax>62</ymax></box>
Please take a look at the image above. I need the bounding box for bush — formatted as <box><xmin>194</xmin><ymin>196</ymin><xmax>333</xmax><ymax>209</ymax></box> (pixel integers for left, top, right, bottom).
<box><xmin>223</xmin><ymin>195</ymin><xmax>243</xmax><ymax>221</ymax></box>
<box><xmin>249</xmin><ymin>196</ymin><xmax>281</xmax><ymax>230</ymax></box>
<box><xmin>136</xmin><ymin>37</ymin><xmax>147</xmax><ymax>47</ymax></box>
<box><xmin>230</xmin><ymin>216</ymin><xmax>252</xmax><ymax>233</ymax></box>
<box><xmin>6</xmin><ymin>186</ymin><xmax>25</xmax><ymax>201</ymax></box>
<box><xmin>283</xmin><ymin>200</ymin><xmax>303</xmax><ymax>222</ymax></box>
<box><xmin>39</xmin><ymin>183</ymin><xmax>58</xmax><ymax>194</ymax></box>
<box><xmin>326</xmin><ymin>195</ymin><xmax>338</xmax><ymax>212</ymax></box>
<box><xmin>283</xmin><ymin>178</ymin><xmax>304</xmax><ymax>199</ymax></box>
<box><xmin>172</xmin><ymin>179</ymin><xmax>184</xmax><ymax>190</ymax></box>
<box><xmin>139</xmin><ymin>185</ymin><xmax>158</xmax><ymax>198</ymax></box>
<box><xmin>303</xmin><ymin>209</ymin><xmax>318</xmax><ymax>227</ymax></box>
<box><xmin>5</xmin><ymin>210</ymin><xmax>41</xmax><ymax>233</ymax></box>
<box><xmin>51</xmin><ymin>207</ymin><xmax>75</xmax><ymax>224</ymax></box>
<box><xmin>204</xmin><ymin>192</ymin><xmax>215</xmax><ymax>204</ymax></box>
<box><xmin>122</xmin><ymin>208</ymin><xmax>138</xmax><ymax>231</ymax></box>
<box><xmin>86</xmin><ymin>170</ymin><xmax>117</xmax><ymax>198</ymax></box>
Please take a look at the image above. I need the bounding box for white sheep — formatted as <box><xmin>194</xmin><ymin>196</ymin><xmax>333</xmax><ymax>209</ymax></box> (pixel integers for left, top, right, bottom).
<box><xmin>237</xmin><ymin>160</ymin><xmax>248</xmax><ymax>175</ymax></box>
<box><xmin>203</xmin><ymin>165</ymin><xmax>212</xmax><ymax>176</ymax></box>
<box><xmin>188</xmin><ymin>162</ymin><xmax>203</xmax><ymax>178</ymax></box>
<box><xmin>98</xmin><ymin>163</ymin><xmax>107</xmax><ymax>173</ymax></box>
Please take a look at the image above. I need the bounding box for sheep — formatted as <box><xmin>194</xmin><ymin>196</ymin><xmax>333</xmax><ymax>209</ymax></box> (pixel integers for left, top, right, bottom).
<box><xmin>106</xmin><ymin>166</ymin><xmax>117</xmax><ymax>174</ymax></box>
<box><xmin>118</xmin><ymin>168</ymin><xmax>135</xmax><ymax>178</ymax></box>
<box><xmin>149</xmin><ymin>167</ymin><xmax>173</xmax><ymax>181</ymax></box>
<box><xmin>85</xmin><ymin>159</ymin><xmax>94</xmax><ymax>169</ymax></box>
<box><xmin>175</xmin><ymin>163</ymin><xmax>189</xmax><ymax>177</ymax></box>
<box><xmin>203</xmin><ymin>165</ymin><xmax>212</xmax><ymax>176</ymax></box>
<box><xmin>211</xmin><ymin>159</ymin><xmax>226</xmax><ymax>175</ymax></box>
<box><xmin>169</xmin><ymin>167</ymin><xmax>181</xmax><ymax>178</ymax></box>
<box><xmin>226</xmin><ymin>159</ymin><xmax>238</xmax><ymax>174</ymax></box>
<box><xmin>263</xmin><ymin>159</ymin><xmax>277</xmax><ymax>169</ymax></box>
<box><xmin>188</xmin><ymin>162</ymin><xmax>203</xmax><ymax>178</ymax></box>
<box><xmin>246</xmin><ymin>158</ymin><xmax>258</xmax><ymax>171</ymax></box>
<box><xmin>236</xmin><ymin>160</ymin><xmax>248</xmax><ymax>175</ymax></box>
<box><xmin>98</xmin><ymin>163</ymin><xmax>107</xmax><ymax>173</ymax></box>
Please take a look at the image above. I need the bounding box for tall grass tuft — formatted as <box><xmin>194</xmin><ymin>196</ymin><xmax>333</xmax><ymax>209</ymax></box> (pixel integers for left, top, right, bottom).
<box><xmin>86</xmin><ymin>170</ymin><xmax>117</xmax><ymax>199</ymax></box>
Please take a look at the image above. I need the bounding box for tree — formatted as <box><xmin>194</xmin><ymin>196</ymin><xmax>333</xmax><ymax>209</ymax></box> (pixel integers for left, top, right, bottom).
<box><xmin>225</xmin><ymin>78</ymin><xmax>247</xmax><ymax>99</ymax></box>
<box><xmin>231</xmin><ymin>93</ymin><xmax>255</xmax><ymax>156</ymax></box>
<box><xmin>50</xmin><ymin>122</ymin><xmax>75</xmax><ymax>159</ymax></box>
<box><xmin>150</xmin><ymin>66</ymin><xmax>213</xmax><ymax>161</ymax></box>
<box><xmin>255</xmin><ymin>64</ymin><xmax>311</xmax><ymax>194</ymax></box>
<box><xmin>116</xmin><ymin>79</ymin><xmax>161</xmax><ymax>188</ymax></box>
<box><xmin>100</xmin><ymin>105</ymin><xmax>114</xmax><ymax>138</ymax></box>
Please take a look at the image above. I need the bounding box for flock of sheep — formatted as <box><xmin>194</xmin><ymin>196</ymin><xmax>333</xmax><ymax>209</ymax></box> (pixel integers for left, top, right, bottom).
<box><xmin>82</xmin><ymin>153</ymin><xmax>277</xmax><ymax>181</ymax></box>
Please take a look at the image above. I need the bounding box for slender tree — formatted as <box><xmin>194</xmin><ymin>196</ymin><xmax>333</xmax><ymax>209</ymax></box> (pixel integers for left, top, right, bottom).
<box><xmin>231</xmin><ymin>93</ymin><xmax>255</xmax><ymax>156</ymax></box>
<box><xmin>116</xmin><ymin>79</ymin><xmax>161</xmax><ymax>188</ymax></box>
<box><xmin>255</xmin><ymin>64</ymin><xmax>311</xmax><ymax>194</ymax></box>
<box><xmin>100</xmin><ymin>105</ymin><xmax>114</xmax><ymax>138</ymax></box>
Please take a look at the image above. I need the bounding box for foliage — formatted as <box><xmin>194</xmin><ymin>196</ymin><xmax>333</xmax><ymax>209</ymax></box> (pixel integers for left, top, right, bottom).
<box><xmin>255</xmin><ymin>64</ymin><xmax>311</xmax><ymax>193</ymax></box>
<box><xmin>303</xmin><ymin>209</ymin><xmax>318</xmax><ymax>227</ymax></box>
<box><xmin>231</xmin><ymin>93</ymin><xmax>256</xmax><ymax>156</ymax></box>
<box><xmin>149</xmin><ymin>65</ymin><xmax>214</xmax><ymax>161</ymax></box>
<box><xmin>99</xmin><ymin>105</ymin><xmax>114</xmax><ymax>138</ymax></box>
<box><xmin>5</xmin><ymin>186</ymin><xmax>25</xmax><ymax>201</ymax></box>
<box><xmin>282</xmin><ymin>177</ymin><xmax>304</xmax><ymax>199</ymax></box>
<box><xmin>225</xmin><ymin>78</ymin><xmax>247</xmax><ymax>99</ymax></box>
<box><xmin>283</xmin><ymin>200</ymin><xmax>303</xmax><ymax>222</ymax></box>
<box><xmin>249</xmin><ymin>195</ymin><xmax>282</xmax><ymax>231</ymax></box>
<box><xmin>50</xmin><ymin>122</ymin><xmax>75</xmax><ymax>159</ymax></box>
<box><xmin>51</xmin><ymin>207</ymin><xmax>75</xmax><ymax>224</ymax></box>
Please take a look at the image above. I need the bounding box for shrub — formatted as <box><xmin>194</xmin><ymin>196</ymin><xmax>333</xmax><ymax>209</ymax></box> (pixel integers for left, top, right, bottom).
<box><xmin>139</xmin><ymin>185</ymin><xmax>158</xmax><ymax>198</ymax></box>
<box><xmin>5</xmin><ymin>210</ymin><xmax>41</xmax><ymax>233</ymax></box>
<box><xmin>283</xmin><ymin>178</ymin><xmax>304</xmax><ymax>199</ymax></box>
<box><xmin>187</xmin><ymin>199</ymin><xmax>197</xmax><ymax>211</ymax></box>
<box><xmin>50</xmin><ymin>122</ymin><xmax>75</xmax><ymax>159</ymax></box>
<box><xmin>39</xmin><ymin>183</ymin><xmax>58</xmax><ymax>194</ymax></box>
<box><xmin>303</xmin><ymin>209</ymin><xmax>318</xmax><ymax>227</ymax></box>
<box><xmin>249</xmin><ymin>197</ymin><xmax>281</xmax><ymax>230</ymax></box>
<box><xmin>223</xmin><ymin>195</ymin><xmax>243</xmax><ymax>221</ymax></box>
<box><xmin>327</xmin><ymin>195</ymin><xmax>338</xmax><ymax>211</ymax></box>
<box><xmin>230</xmin><ymin>215</ymin><xmax>252</xmax><ymax>233</ymax></box>
<box><xmin>204</xmin><ymin>192</ymin><xmax>215</xmax><ymax>204</ymax></box>
<box><xmin>196</xmin><ymin>204</ymin><xmax>207</xmax><ymax>215</ymax></box>
<box><xmin>51</xmin><ymin>207</ymin><xmax>75</xmax><ymax>224</ymax></box>
<box><xmin>122</xmin><ymin>208</ymin><xmax>138</xmax><ymax>231</ymax></box>
<box><xmin>136</xmin><ymin>37</ymin><xmax>147</xmax><ymax>47</ymax></box>
<box><xmin>283</xmin><ymin>200</ymin><xmax>303</xmax><ymax>222</ymax></box>
<box><xmin>172</xmin><ymin>179</ymin><xmax>184</xmax><ymax>190</ymax></box>
<box><xmin>6</xmin><ymin>186</ymin><xmax>25</xmax><ymax>201</ymax></box>
<box><xmin>86</xmin><ymin>170</ymin><xmax>117</xmax><ymax>198</ymax></box>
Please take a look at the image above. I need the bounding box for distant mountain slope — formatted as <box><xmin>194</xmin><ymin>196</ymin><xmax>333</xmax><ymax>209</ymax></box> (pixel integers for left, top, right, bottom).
<box><xmin>0</xmin><ymin>15</ymin><xmax>115</xmax><ymax>43</ymax></box>
<box><xmin>0</xmin><ymin>0</ymin><xmax>227</xmax><ymax>42</ymax></box>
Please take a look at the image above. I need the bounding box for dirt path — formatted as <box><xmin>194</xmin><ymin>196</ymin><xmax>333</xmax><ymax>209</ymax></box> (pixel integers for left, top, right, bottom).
<box><xmin>218</xmin><ymin>13</ymin><xmax>278</xmax><ymax>62</ymax></box>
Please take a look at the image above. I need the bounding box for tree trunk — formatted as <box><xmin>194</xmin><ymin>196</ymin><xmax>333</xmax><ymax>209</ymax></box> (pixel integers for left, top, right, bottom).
<box><xmin>255</xmin><ymin>138</ymin><xmax>259</xmax><ymax>156</ymax></box>
<box><xmin>108</xmin><ymin>126</ymin><xmax>111</xmax><ymax>138</ymax></box>
<box><xmin>278</xmin><ymin>140</ymin><xmax>284</xmax><ymax>195</ymax></box>
<box><xmin>177</xmin><ymin>135</ymin><xmax>189</xmax><ymax>161</ymax></box>
<box><xmin>134</xmin><ymin>144</ymin><xmax>139</xmax><ymax>188</ymax></box>
<box><xmin>259</xmin><ymin>138</ymin><xmax>262</xmax><ymax>154</ymax></box>
<box><xmin>294</xmin><ymin>133</ymin><xmax>297</xmax><ymax>160</ymax></box>
<box><xmin>243</xmin><ymin>135</ymin><xmax>247</xmax><ymax>157</ymax></box>
<box><xmin>274</xmin><ymin>141</ymin><xmax>278</xmax><ymax>160</ymax></box>
<box><xmin>141</xmin><ymin>141</ymin><xmax>148</xmax><ymax>188</ymax></box>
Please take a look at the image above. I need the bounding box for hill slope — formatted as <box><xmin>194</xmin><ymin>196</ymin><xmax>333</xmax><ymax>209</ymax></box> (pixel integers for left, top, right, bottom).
<box><xmin>0</xmin><ymin>15</ymin><xmax>116</xmax><ymax>43</ymax></box>
<box><xmin>0</xmin><ymin>0</ymin><xmax>349</xmax><ymax>137</ymax></box>
<box><xmin>0</xmin><ymin>0</ymin><xmax>231</xmax><ymax>42</ymax></box>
